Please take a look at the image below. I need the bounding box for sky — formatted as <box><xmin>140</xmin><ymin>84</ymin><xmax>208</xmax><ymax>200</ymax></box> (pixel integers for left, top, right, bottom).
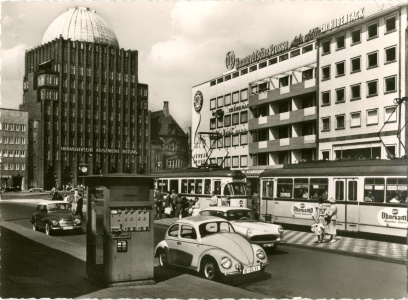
<box><xmin>1</xmin><ymin>0</ymin><xmax>398</xmax><ymax>132</ymax></box>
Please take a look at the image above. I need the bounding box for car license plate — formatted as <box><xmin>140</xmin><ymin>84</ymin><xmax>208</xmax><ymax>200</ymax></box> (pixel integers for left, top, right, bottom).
<box><xmin>243</xmin><ymin>266</ymin><xmax>261</xmax><ymax>274</ymax></box>
<box><xmin>63</xmin><ymin>226</ymin><xmax>73</xmax><ymax>230</ymax></box>
<box><xmin>263</xmin><ymin>243</ymin><xmax>274</xmax><ymax>247</ymax></box>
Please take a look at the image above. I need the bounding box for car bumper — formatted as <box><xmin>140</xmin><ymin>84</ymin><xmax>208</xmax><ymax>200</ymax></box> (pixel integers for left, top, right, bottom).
<box><xmin>51</xmin><ymin>225</ymin><xmax>82</xmax><ymax>231</ymax></box>
<box><xmin>222</xmin><ymin>263</ymin><xmax>268</xmax><ymax>276</ymax></box>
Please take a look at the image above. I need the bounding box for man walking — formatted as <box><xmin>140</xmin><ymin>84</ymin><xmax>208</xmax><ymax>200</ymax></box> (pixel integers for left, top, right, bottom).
<box><xmin>76</xmin><ymin>193</ymin><xmax>84</xmax><ymax>221</ymax></box>
<box><xmin>251</xmin><ymin>190</ymin><xmax>260</xmax><ymax>220</ymax></box>
<box><xmin>155</xmin><ymin>189</ymin><xmax>163</xmax><ymax>219</ymax></box>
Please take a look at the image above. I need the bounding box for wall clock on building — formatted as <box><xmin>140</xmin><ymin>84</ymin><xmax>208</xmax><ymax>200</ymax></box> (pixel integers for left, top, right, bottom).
<box><xmin>194</xmin><ymin>91</ymin><xmax>203</xmax><ymax>113</ymax></box>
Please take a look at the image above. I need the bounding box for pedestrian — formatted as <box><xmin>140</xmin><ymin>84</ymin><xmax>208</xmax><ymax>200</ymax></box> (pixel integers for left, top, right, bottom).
<box><xmin>76</xmin><ymin>193</ymin><xmax>84</xmax><ymax>221</ymax></box>
<box><xmin>63</xmin><ymin>193</ymin><xmax>69</xmax><ymax>202</ymax></box>
<box><xmin>321</xmin><ymin>190</ymin><xmax>328</xmax><ymax>202</ymax></box>
<box><xmin>52</xmin><ymin>191</ymin><xmax>62</xmax><ymax>200</ymax></box>
<box><xmin>155</xmin><ymin>189</ymin><xmax>163</xmax><ymax>219</ymax></box>
<box><xmin>251</xmin><ymin>190</ymin><xmax>260</xmax><ymax>220</ymax></box>
<box><xmin>210</xmin><ymin>191</ymin><xmax>218</xmax><ymax>206</ymax></box>
<box><xmin>170</xmin><ymin>190</ymin><xmax>178</xmax><ymax>217</ymax></box>
<box><xmin>175</xmin><ymin>195</ymin><xmax>183</xmax><ymax>219</ymax></box>
<box><xmin>324</xmin><ymin>197</ymin><xmax>337</xmax><ymax>243</ymax></box>
<box><xmin>312</xmin><ymin>197</ymin><xmax>326</xmax><ymax>243</ymax></box>
<box><xmin>192</xmin><ymin>197</ymin><xmax>201</xmax><ymax>216</ymax></box>
<box><xmin>164</xmin><ymin>191</ymin><xmax>172</xmax><ymax>217</ymax></box>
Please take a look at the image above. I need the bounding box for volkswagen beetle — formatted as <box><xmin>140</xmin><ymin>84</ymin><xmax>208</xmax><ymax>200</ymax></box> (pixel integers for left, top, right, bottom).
<box><xmin>200</xmin><ymin>206</ymin><xmax>284</xmax><ymax>252</ymax></box>
<box><xmin>155</xmin><ymin>215</ymin><xmax>268</xmax><ymax>281</ymax></box>
<box><xmin>30</xmin><ymin>201</ymin><xmax>82</xmax><ymax>235</ymax></box>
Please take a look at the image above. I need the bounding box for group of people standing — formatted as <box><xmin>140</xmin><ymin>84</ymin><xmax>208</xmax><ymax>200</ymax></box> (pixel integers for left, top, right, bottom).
<box><xmin>154</xmin><ymin>190</ymin><xmax>200</xmax><ymax>220</ymax></box>
<box><xmin>312</xmin><ymin>192</ymin><xmax>338</xmax><ymax>243</ymax></box>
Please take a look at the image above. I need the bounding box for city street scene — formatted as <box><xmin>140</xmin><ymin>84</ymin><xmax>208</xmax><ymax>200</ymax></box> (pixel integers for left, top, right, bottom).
<box><xmin>1</xmin><ymin>1</ymin><xmax>408</xmax><ymax>299</ymax></box>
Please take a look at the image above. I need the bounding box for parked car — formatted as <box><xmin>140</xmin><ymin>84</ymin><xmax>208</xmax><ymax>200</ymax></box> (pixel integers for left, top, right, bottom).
<box><xmin>200</xmin><ymin>206</ymin><xmax>284</xmax><ymax>252</ymax></box>
<box><xmin>28</xmin><ymin>187</ymin><xmax>45</xmax><ymax>192</ymax></box>
<box><xmin>155</xmin><ymin>215</ymin><xmax>268</xmax><ymax>281</ymax></box>
<box><xmin>30</xmin><ymin>201</ymin><xmax>82</xmax><ymax>235</ymax></box>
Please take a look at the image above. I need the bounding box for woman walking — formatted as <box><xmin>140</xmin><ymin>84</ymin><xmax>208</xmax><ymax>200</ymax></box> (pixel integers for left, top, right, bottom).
<box><xmin>324</xmin><ymin>197</ymin><xmax>338</xmax><ymax>243</ymax></box>
<box><xmin>312</xmin><ymin>197</ymin><xmax>326</xmax><ymax>243</ymax></box>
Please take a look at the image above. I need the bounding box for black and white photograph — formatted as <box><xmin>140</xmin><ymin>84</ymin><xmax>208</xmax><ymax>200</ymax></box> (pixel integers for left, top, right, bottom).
<box><xmin>1</xmin><ymin>0</ymin><xmax>407</xmax><ymax>299</ymax></box>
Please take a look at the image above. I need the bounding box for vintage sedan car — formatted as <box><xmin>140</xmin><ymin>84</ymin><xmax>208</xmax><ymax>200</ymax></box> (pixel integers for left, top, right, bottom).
<box><xmin>30</xmin><ymin>201</ymin><xmax>82</xmax><ymax>235</ymax></box>
<box><xmin>155</xmin><ymin>215</ymin><xmax>268</xmax><ymax>281</ymax></box>
<box><xmin>28</xmin><ymin>187</ymin><xmax>45</xmax><ymax>192</ymax></box>
<box><xmin>200</xmin><ymin>207</ymin><xmax>284</xmax><ymax>252</ymax></box>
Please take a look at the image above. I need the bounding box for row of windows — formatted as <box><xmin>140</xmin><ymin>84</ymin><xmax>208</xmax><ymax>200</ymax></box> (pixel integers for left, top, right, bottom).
<box><xmin>1</xmin><ymin>163</ymin><xmax>26</xmax><ymax>171</ymax></box>
<box><xmin>0</xmin><ymin>150</ymin><xmax>26</xmax><ymax>157</ymax></box>
<box><xmin>321</xmin><ymin>15</ymin><xmax>397</xmax><ymax>54</ymax></box>
<box><xmin>321</xmin><ymin>46</ymin><xmax>396</xmax><ymax>80</ymax></box>
<box><xmin>60</xmin><ymin>65</ymin><xmax>137</xmax><ymax>83</ymax></box>
<box><xmin>321</xmin><ymin>75</ymin><xmax>397</xmax><ymax>105</ymax></box>
<box><xmin>210</xmin><ymin>43</ymin><xmax>315</xmax><ymax>86</ymax></box>
<box><xmin>209</xmin><ymin>132</ymin><xmax>248</xmax><ymax>148</ymax></box>
<box><xmin>210</xmin><ymin>111</ymin><xmax>248</xmax><ymax>129</ymax></box>
<box><xmin>203</xmin><ymin>155</ymin><xmax>248</xmax><ymax>168</ymax></box>
<box><xmin>0</xmin><ymin>137</ymin><xmax>26</xmax><ymax>144</ymax></box>
<box><xmin>61</xmin><ymin>80</ymin><xmax>140</xmax><ymax>95</ymax></box>
<box><xmin>0</xmin><ymin>123</ymin><xmax>26</xmax><ymax>132</ymax></box>
<box><xmin>210</xmin><ymin>89</ymin><xmax>248</xmax><ymax>109</ymax></box>
<box><xmin>321</xmin><ymin>106</ymin><xmax>396</xmax><ymax>131</ymax></box>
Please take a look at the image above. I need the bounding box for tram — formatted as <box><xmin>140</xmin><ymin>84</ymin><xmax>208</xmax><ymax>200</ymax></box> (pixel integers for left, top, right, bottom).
<box><xmin>152</xmin><ymin>168</ymin><xmax>251</xmax><ymax>208</ymax></box>
<box><xmin>259</xmin><ymin>159</ymin><xmax>407</xmax><ymax>237</ymax></box>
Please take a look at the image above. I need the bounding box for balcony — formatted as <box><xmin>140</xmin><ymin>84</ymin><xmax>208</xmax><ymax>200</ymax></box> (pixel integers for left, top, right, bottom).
<box><xmin>249</xmin><ymin>135</ymin><xmax>316</xmax><ymax>154</ymax></box>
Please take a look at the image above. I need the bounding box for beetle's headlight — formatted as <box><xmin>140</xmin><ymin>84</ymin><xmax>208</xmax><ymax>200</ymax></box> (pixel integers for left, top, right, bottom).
<box><xmin>246</xmin><ymin>228</ymin><xmax>252</xmax><ymax>237</ymax></box>
<box><xmin>220</xmin><ymin>257</ymin><xmax>232</xmax><ymax>269</ymax></box>
<box><xmin>256</xmin><ymin>249</ymin><xmax>266</xmax><ymax>260</ymax></box>
<box><xmin>74</xmin><ymin>219</ymin><xmax>81</xmax><ymax>225</ymax></box>
<box><xmin>52</xmin><ymin>220</ymin><xmax>59</xmax><ymax>226</ymax></box>
<box><xmin>278</xmin><ymin>226</ymin><xmax>284</xmax><ymax>234</ymax></box>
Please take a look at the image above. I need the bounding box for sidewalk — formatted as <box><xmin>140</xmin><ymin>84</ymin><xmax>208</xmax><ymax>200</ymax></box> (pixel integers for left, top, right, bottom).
<box><xmin>155</xmin><ymin>217</ymin><xmax>408</xmax><ymax>264</ymax></box>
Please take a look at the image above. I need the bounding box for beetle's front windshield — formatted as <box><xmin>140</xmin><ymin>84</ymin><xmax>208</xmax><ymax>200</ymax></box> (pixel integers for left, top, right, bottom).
<box><xmin>226</xmin><ymin>209</ymin><xmax>256</xmax><ymax>222</ymax></box>
<box><xmin>199</xmin><ymin>221</ymin><xmax>235</xmax><ymax>237</ymax></box>
<box><xmin>48</xmin><ymin>203</ymin><xmax>72</xmax><ymax>211</ymax></box>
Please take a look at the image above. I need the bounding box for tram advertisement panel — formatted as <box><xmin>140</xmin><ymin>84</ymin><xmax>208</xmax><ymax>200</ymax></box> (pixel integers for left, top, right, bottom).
<box><xmin>377</xmin><ymin>207</ymin><xmax>407</xmax><ymax>228</ymax></box>
<box><xmin>291</xmin><ymin>202</ymin><xmax>315</xmax><ymax>219</ymax></box>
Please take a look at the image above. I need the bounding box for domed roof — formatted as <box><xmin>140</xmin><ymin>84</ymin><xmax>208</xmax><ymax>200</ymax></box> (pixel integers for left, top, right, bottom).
<box><xmin>42</xmin><ymin>7</ymin><xmax>119</xmax><ymax>48</ymax></box>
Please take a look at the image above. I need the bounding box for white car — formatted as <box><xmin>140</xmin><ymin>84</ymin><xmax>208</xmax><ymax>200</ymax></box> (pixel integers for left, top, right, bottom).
<box><xmin>200</xmin><ymin>206</ymin><xmax>284</xmax><ymax>252</ymax></box>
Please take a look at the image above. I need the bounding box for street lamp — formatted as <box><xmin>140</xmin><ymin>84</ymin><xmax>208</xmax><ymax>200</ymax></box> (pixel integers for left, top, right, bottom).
<box><xmin>78</xmin><ymin>162</ymin><xmax>88</xmax><ymax>190</ymax></box>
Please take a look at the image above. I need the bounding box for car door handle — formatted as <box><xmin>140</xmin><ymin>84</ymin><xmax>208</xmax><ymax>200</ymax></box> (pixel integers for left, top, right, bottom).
<box><xmin>177</xmin><ymin>242</ymin><xmax>181</xmax><ymax>245</ymax></box>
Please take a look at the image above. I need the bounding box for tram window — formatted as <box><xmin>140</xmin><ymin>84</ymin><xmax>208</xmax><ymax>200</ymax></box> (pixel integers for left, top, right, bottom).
<box><xmin>309</xmin><ymin>178</ymin><xmax>328</xmax><ymax>199</ymax></box>
<box><xmin>195</xmin><ymin>179</ymin><xmax>203</xmax><ymax>194</ymax></box>
<box><xmin>277</xmin><ymin>178</ymin><xmax>293</xmax><ymax>198</ymax></box>
<box><xmin>188</xmin><ymin>179</ymin><xmax>195</xmax><ymax>193</ymax></box>
<box><xmin>335</xmin><ymin>181</ymin><xmax>344</xmax><ymax>200</ymax></box>
<box><xmin>158</xmin><ymin>179</ymin><xmax>168</xmax><ymax>192</ymax></box>
<box><xmin>204</xmin><ymin>179</ymin><xmax>211</xmax><ymax>195</ymax></box>
<box><xmin>228</xmin><ymin>183</ymin><xmax>246</xmax><ymax>195</ymax></box>
<box><xmin>224</xmin><ymin>184</ymin><xmax>232</xmax><ymax>196</ymax></box>
<box><xmin>294</xmin><ymin>178</ymin><xmax>309</xmax><ymax>199</ymax></box>
<box><xmin>348</xmin><ymin>181</ymin><xmax>358</xmax><ymax>201</ymax></box>
<box><xmin>181</xmin><ymin>179</ymin><xmax>188</xmax><ymax>193</ymax></box>
<box><xmin>214</xmin><ymin>180</ymin><xmax>221</xmax><ymax>195</ymax></box>
<box><xmin>386</xmin><ymin>178</ymin><xmax>407</xmax><ymax>204</ymax></box>
<box><xmin>262</xmin><ymin>180</ymin><xmax>274</xmax><ymax>198</ymax></box>
<box><xmin>170</xmin><ymin>180</ymin><xmax>178</xmax><ymax>194</ymax></box>
<box><xmin>364</xmin><ymin>178</ymin><xmax>384</xmax><ymax>202</ymax></box>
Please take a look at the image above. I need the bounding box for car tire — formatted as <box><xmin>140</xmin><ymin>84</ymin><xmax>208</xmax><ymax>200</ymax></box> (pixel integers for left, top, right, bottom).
<box><xmin>158</xmin><ymin>249</ymin><xmax>168</xmax><ymax>267</ymax></box>
<box><xmin>201</xmin><ymin>258</ymin><xmax>220</xmax><ymax>281</ymax></box>
<box><xmin>32</xmin><ymin>222</ymin><xmax>38</xmax><ymax>231</ymax></box>
<box><xmin>45</xmin><ymin>223</ymin><xmax>53</xmax><ymax>236</ymax></box>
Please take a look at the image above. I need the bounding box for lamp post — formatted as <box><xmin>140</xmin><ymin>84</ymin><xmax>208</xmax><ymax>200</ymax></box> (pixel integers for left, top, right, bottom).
<box><xmin>78</xmin><ymin>162</ymin><xmax>88</xmax><ymax>191</ymax></box>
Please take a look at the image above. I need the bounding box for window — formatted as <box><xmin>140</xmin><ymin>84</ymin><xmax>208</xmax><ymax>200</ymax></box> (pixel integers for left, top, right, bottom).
<box><xmin>367</xmin><ymin>51</ymin><xmax>378</xmax><ymax>68</ymax></box>
<box><xmin>232</xmin><ymin>113</ymin><xmax>239</xmax><ymax>125</ymax></box>
<box><xmin>217</xmin><ymin>96</ymin><xmax>223</xmax><ymax>108</ymax></box>
<box><xmin>351</xmin><ymin>28</ymin><xmax>361</xmax><ymax>44</ymax></box>
<box><xmin>322</xmin><ymin>39</ymin><xmax>331</xmax><ymax>54</ymax></box>
<box><xmin>302</xmin><ymin>44</ymin><xmax>313</xmax><ymax>54</ymax></box>
<box><xmin>232</xmin><ymin>92</ymin><xmax>239</xmax><ymax>104</ymax></box>
<box><xmin>240</xmin><ymin>155</ymin><xmax>248</xmax><ymax>167</ymax></box>
<box><xmin>232</xmin><ymin>156</ymin><xmax>239</xmax><ymax>168</ymax></box>
<box><xmin>385</xmin><ymin>16</ymin><xmax>396</xmax><ymax>33</ymax></box>
<box><xmin>302</xmin><ymin>69</ymin><xmax>313</xmax><ymax>81</ymax></box>
<box><xmin>224</xmin><ymin>115</ymin><xmax>231</xmax><ymax>127</ymax></box>
<box><xmin>367</xmin><ymin>109</ymin><xmax>378</xmax><ymax>125</ymax></box>
<box><xmin>336</xmin><ymin>115</ymin><xmax>345</xmax><ymax>130</ymax></box>
<box><xmin>336</xmin><ymin>88</ymin><xmax>345</xmax><ymax>103</ymax></box>
<box><xmin>290</xmin><ymin>49</ymin><xmax>300</xmax><ymax>57</ymax></box>
<box><xmin>240</xmin><ymin>133</ymin><xmax>248</xmax><ymax>145</ymax></box>
<box><xmin>367</xmin><ymin>22</ymin><xmax>378</xmax><ymax>39</ymax></box>
<box><xmin>322</xmin><ymin>117</ymin><xmax>330</xmax><ymax>131</ymax></box>
<box><xmin>367</xmin><ymin>80</ymin><xmax>378</xmax><ymax>97</ymax></box>
<box><xmin>279</xmin><ymin>54</ymin><xmax>288</xmax><ymax>62</ymax></box>
<box><xmin>384</xmin><ymin>76</ymin><xmax>396</xmax><ymax>93</ymax></box>
<box><xmin>210</xmin><ymin>118</ymin><xmax>216</xmax><ymax>129</ymax></box>
<box><xmin>279</xmin><ymin>76</ymin><xmax>289</xmax><ymax>87</ymax></box>
<box><xmin>336</xmin><ymin>61</ymin><xmax>345</xmax><ymax>77</ymax></box>
<box><xmin>350</xmin><ymin>112</ymin><xmax>361</xmax><ymax>127</ymax></box>
<box><xmin>224</xmin><ymin>135</ymin><xmax>231</xmax><ymax>147</ymax></box>
<box><xmin>240</xmin><ymin>111</ymin><xmax>248</xmax><ymax>123</ymax></box>
<box><xmin>336</xmin><ymin>34</ymin><xmax>345</xmax><ymax>50</ymax></box>
<box><xmin>269</xmin><ymin>57</ymin><xmax>277</xmax><ymax>65</ymax></box>
<box><xmin>240</xmin><ymin>89</ymin><xmax>248</xmax><ymax>102</ymax></box>
<box><xmin>321</xmin><ymin>91</ymin><xmax>330</xmax><ymax>106</ymax></box>
<box><xmin>351</xmin><ymin>57</ymin><xmax>361</xmax><ymax>73</ymax></box>
<box><xmin>321</xmin><ymin>65</ymin><xmax>330</xmax><ymax>80</ymax></box>
<box><xmin>210</xmin><ymin>98</ymin><xmax>216</xmax><ymax>110</ymax></box>
<box><xmin>217</xmin><ymin>116</ymin><xmax>223</xmax><ymax>128</ymax></box>
<box><xmin>277</xmin><ymin>178</ymin><xmax>293</xmax><ymax>198</ymax></box>
<box><xmin>350</xmin><ymin>84</ymin><xmax>361</xmax><ymax>100</ymax></box>
<box><xmin>224</xmin><ymin>94</ymin><xmax>231</xmax><ymax>106</ymax></box>
<box><xmin>386</xmin><ymin>178</ymin><xmax>407</xmax><ymax>204</ymax></box>
<box><xmin>385</xmin><ymin>46</ymin><xmax>396</xmax><ymax>63</ymax></box>
<box><xmin>168</xmin><ymin>224</ymin><xmax>179</xmax><ymax>237</ymax></box>
<box><xmin>232</xmin><ymin>135</ymin><xmax>239</xmax><ymax>146</ymax></box>
<box><xmin>385</xmin><ymin>106</ymin><xmax>397</xmax><ymax>123</ymax></box>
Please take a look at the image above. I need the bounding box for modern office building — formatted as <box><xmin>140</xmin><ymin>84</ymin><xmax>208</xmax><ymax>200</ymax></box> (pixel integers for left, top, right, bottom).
<box><xmin>0</xmin><ymin>109</ymin><xmax>29</xmax><ymax>191</ymax></box>
<box><xmin>150</xmin><ymin>101</ymin><xmax>189</xmax><ymax>171</ymax></box>
<box><xmin>20</xmin><ymin>7</ymin><xmax>150</xmax><ymax>190</ymax></box>
<box><xmin>317</xmin><ymin>5</ymin><xmax>407</xmax><ymax>160</ymax></box>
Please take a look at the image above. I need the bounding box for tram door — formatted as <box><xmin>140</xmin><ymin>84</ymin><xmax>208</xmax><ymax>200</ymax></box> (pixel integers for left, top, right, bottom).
<box><xmin>334</xmin><ymin>179</ymin><xmax>359</xmax><ymax>233</ymax></box>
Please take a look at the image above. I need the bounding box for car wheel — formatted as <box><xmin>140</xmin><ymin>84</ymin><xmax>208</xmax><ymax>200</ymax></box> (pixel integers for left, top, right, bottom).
<box><xmin>45</xmin><ymin>223</ymin><xmax>53</xmax><ymax>236</ymax></box>
<box><xmin>201</xmin><ymin>258</ymin><xmax>220</xmax><ymax>281</ymax></box>
<box><xmin>158</xmin><ymin>249</ymin><xmax>168</xmax><ymax>267</ymax></box>
<box><xmin>32</xmin><ymin>222</ymin><xmax>38</xmax><ymax>231</ymax></box>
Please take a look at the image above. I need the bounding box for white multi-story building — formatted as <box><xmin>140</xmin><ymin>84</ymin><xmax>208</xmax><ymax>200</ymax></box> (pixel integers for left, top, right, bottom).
<box><xmin>318</xmin><ymin>4</ymin><xmax>407</xmax><ymax>160</ymax></box>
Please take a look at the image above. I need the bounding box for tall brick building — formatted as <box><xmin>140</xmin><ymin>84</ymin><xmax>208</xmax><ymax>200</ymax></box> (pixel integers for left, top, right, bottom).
<box><xmin>20</xmin><ymin>7</ymin><xmax>151</xmax><ymax>189</ymax></box>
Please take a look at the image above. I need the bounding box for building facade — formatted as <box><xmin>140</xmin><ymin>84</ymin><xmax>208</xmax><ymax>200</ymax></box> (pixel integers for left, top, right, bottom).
<box><xmin>20</xmin><ymin>7</ymin><xmax>150</xmax><ymax>190</ymax></box>
<box><xmin>0</xmin><ymin>109</ymin><xmax>29</xmax><ymax>191</ymax></box>
<box><xmin>150</xmin><ymin>101</ymin><xmax>189</xmax><ymax>171</ymax></box>
<box><xmin>317</xmin><ymin>5</ymin><xmax>407</xmax><ymax>160</ymax></box>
